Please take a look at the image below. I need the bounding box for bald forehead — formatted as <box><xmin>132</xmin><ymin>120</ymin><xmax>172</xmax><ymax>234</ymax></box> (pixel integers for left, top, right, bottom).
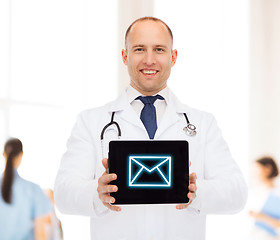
<box><xmin>125</xmin><ymin>20</ymin><xmax>173</xmax><ymax>49</ymax></box>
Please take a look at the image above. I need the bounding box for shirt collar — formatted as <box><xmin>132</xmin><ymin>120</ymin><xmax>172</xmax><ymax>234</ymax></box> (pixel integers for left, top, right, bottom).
<box><xmin>126</xmin><ymin>85</ymin><xmax>169</xmax><ymax>104</ymax></box>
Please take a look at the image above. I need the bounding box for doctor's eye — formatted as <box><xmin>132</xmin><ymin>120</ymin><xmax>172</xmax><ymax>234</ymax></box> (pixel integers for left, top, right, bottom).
<box><xmin>155</xmin><ymin>48</ymin><xmax>164</xmax><ymax>53</ymax></box>
<box><xmin>135</xmin><ymin>48</ymin><xmax>144</xmax><ymax>52</ymax></box>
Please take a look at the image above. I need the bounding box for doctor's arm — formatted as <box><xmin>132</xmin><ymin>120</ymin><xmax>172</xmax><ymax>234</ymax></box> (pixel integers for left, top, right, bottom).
<box><xmin>54</xmin><ymin>112</ymin><xmax>109</xmax><ymax>217</ymax></box>
<box><xmin>190</xmin><ymin>115</ymin><xmax>248</xmax><ymax>214</ymax></box>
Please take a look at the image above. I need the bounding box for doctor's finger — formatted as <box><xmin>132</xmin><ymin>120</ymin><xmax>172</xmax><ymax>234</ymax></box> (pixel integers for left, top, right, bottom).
<box><xmin>98</xmin><ymin>184</ymin><xmax>118</xmax><ymax>194</ymax></box>
<box><xmin>176</xmin><ymin>201</ymin><xmax>191</xmax><ymax>210</ymax></box>
<box><xmin>103</xmin><ymin>202</ymin><xmax>122</xmax><ymax>212</ymax></box>
<box><xmin>98</xmin><ymin>173</ymin><xmax>117</xmax><ymax>185</ymax></box>
<box><xmin>102</xmin><ymin>158</ymin><xmax>109</xmax><ymax>170</ymax></box>
<box><xmin>187</xmin><ymin>191</ymin><xmax>196</xmax><ymax>200</ymax></box>
<box><xmin>100</xmin><ymin>193</ymin><xmax>116</xmax><ymax>204</ymax></box>
<box><xmin>188</xmin><ymin>183</ymin><xmax>197</xmax><ymax>192</ymax></box>
<box><xmin>189</xmin><ymin>173</ymin><xmax>197</xmax><ymax>183</ymax></box>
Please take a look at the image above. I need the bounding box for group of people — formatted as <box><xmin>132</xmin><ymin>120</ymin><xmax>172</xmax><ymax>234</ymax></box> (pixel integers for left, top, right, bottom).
<box><xmin>0</xmin><ymin>138</ymin><xmax>63</xmax><ymax>240</ymax></box>
<box><xmin>1</xmin><ymin>16</ymin><xmax>280</xmax><ymax>240</ymax></box>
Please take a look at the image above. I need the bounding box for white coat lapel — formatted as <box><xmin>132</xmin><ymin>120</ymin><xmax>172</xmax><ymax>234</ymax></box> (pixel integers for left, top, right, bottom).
<box><xmin>155</xmin><ymin>90</ymin><xmax>190</xmax><ymax>139</ymax></box>
<box><xmin>119</xmin><ymin>106</ymin><xmax>144</xmax><ymax>130</ymax></box>
<box><xmin>154</xmin><ymin>106</ymin><xmax>179</xmax><ymax>139</ymax></box>
<box><xmin>108</xmin><ymin>89</ymin><xmax>144</xmax><ymax>131</ymax></box>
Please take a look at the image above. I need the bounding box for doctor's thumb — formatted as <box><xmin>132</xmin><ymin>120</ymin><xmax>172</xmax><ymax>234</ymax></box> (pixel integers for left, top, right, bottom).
<box><xmin>102</xmin><ymin>158</ymin><xmax>109</xmax><ymax>171</ymax></box>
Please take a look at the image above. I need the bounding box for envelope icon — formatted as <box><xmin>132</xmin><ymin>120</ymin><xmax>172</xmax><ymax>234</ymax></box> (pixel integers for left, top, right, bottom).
<box><xmin>128</xmin><ymin>155</ymin><xmax>172</xmax><ymax>188</ymax></box>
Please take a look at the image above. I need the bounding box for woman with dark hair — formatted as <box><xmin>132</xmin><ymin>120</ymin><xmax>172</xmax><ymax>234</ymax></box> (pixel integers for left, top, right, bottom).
<box><xmin>0</xmin><ymin>138</ymin><xmax>52</xmax><ymax>240</ymax></box>
<box><xmin>249</xmin><ymin>156</ymin><xmax>280</xmax><ymax>239</ymax></box>
<box><xmin>255</xmin><ymin>157</ymin><xmax>279</xmax><ymax>187</ymax></box>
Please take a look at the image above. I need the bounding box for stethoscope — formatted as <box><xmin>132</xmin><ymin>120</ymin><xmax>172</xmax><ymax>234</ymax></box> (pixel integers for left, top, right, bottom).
<box><xmin>100</xmin><ymin>112</ymin><xmax>196</xmax><ymax>158</ymax></box>
<box><xmin>100</xmin><ymin>112</ymin><xmax>197</xmax><ymax>142</ymax></box>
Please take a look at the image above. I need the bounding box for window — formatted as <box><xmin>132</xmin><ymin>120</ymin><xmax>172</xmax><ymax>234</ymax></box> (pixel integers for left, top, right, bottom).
<box><xmin>1</xmin><ymin>0</ymin><xmax>118</xmax><ymax>239</ymax></box>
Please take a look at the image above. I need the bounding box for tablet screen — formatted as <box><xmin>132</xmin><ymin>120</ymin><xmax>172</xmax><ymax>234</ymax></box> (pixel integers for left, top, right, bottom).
<box><xmin>108</xmin><ymin>140</ymin><xmax>189</xmax><ymax>205</ymax></box>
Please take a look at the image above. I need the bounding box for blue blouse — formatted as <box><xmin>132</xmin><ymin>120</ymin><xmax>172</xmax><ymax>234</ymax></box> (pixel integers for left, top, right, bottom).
<box><xmin>255</xmin><ymin>190</ymin><xmax>280</xmax><ymax>237</ymax></box>
<box><xmin>0</xmin><ymin>171</ymin><xmax>52</xmax><ymax>240</ymax></box>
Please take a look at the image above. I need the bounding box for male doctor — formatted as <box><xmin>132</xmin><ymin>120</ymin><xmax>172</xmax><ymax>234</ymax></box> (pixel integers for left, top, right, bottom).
<box><xmin>54</xmin><ymin>17</ymin><xmax>247</xmax><ymax>240</ymax></box>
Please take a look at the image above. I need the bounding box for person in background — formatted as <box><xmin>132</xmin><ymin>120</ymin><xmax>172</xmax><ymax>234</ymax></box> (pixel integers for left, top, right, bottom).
<box><xmin>0</xmin><ymin>138</ymin><xmax>52</xmax><ymax>240</ymax></box>
<box><xmin>44</xmin><ymin>189</ymin><xmax>63</xmax><ymax>240</ymax></box>
<box><xmin>249</xmin><ymin>156</ymin><xmax>280</xmax><ymax>239</ymax></box>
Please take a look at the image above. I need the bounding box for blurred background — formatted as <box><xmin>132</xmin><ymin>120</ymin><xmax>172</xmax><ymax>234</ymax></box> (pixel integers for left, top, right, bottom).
<box><xmin>0</xmin><ymin>0</ymin><xmax>279</xmax><ymax>239</ymax></box>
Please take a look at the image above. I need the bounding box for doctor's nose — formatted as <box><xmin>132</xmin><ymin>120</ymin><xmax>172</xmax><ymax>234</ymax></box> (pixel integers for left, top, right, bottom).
<box><xmin>143</xmin><ymin>50</ymin><xmax>156</xmax><ymax>66</ymax></box>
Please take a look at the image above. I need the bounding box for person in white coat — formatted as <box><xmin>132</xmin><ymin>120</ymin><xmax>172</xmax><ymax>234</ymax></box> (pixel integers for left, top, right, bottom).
<box><xmin>54</xmin><ymin>17</ymin><xmax>248</xmax><ymax>240</ymax></box>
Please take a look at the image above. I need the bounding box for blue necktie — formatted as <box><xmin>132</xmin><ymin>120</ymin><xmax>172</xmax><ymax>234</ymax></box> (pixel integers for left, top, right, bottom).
<box><xmin>136</xmin><ymin>95</ymin><xmax>164</xmax><ymax>139</ymax></box>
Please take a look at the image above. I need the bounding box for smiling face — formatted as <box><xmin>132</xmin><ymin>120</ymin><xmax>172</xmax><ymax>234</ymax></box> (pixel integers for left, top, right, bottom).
<box><xmin>122</xmin><ymin>20</ymin><xmax>177</xmax><ymax>96</ymax></box>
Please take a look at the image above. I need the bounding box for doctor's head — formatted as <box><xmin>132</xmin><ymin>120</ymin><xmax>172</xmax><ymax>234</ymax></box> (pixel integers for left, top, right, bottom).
<box><xmin>122</xmin><ymin>17</ymin><xmax>177</xmax><ymax>96</ymax></box>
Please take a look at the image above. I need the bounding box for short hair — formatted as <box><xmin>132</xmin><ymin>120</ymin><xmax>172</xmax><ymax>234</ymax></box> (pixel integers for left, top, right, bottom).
<box><xmin>256</xmin><ymin>156</ymin><xmax>279</xmax><ymax>179</ymax></box>
<box><xmin>125</xmin><ymin>17</ymin><xmax>173</xmax><ymax>49</ymax></box>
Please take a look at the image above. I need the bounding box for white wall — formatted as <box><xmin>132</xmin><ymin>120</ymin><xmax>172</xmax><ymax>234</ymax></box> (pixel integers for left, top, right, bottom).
<box><xmin>250</xmin><ymin>0</ymin><xmax>280</xmax><ymax>162</ymax></box>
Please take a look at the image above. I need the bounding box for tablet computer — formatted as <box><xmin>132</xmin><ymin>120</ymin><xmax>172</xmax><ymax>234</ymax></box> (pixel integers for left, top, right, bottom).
<box><xmin>108</xmin><ymin>140</ymin><xmax>189</xmax><ymax>205</ymax></box>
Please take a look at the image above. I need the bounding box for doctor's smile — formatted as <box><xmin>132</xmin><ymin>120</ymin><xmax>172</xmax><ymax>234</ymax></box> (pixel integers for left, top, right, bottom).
<box><xmin>140</xmin><ymin>69</ymin><xmax>159</xmax><ymax>77</ymax></box>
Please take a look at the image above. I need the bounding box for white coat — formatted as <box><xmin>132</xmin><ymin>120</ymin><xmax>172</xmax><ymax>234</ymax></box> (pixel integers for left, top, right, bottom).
<box><xmin>54</xmin><ymin>87</ymin><xmax>247</xmax><ymax>240</ymax></box>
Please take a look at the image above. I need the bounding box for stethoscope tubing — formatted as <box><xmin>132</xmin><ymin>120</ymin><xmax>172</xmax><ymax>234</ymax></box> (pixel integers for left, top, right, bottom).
<box><xmin>100</xmin><ymin>112</ymin><xmax>121</xmax><ymax>140</ymax></box>
<box><xmin>101</xmin><ymin>112</ymin><xmax>196</xmax><ymax>141</ymax></box>
<box><xmin>100</xmin><ymin>111</ymin><xmax>196</xmax><ymax>158</ymax></box>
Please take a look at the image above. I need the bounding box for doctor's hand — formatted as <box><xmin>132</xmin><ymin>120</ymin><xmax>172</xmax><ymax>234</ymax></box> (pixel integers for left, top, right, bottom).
<box><xmin>97</xmin><ymin>158</ymin><xmax>121</xmax><ymax>212</ymax></box>
<box><xmin>176</xmin><ymin>172</ymin><xmax>197</xmax><ymax>210</ymax></box>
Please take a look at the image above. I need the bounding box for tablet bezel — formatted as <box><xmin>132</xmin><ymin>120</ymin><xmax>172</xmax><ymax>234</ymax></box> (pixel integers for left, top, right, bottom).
<box><xmin>108</xmin><ymin>140</ymin><xmax>189</xmax><ymax>205</ymax></box>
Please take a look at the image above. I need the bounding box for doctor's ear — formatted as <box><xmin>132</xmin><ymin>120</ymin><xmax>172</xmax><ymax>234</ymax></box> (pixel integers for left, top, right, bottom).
<box><xmin>122</xmin><ymin>49</ymin><xmax>128</xmax><ymax>65</ymax></box>
<box><xmin>171</xmin><ymin>49</ymin><xmax>177</xmax><ymax>67</ymax></box>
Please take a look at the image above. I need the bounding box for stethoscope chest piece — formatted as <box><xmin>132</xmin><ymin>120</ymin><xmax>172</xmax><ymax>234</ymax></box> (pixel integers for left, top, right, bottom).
<box><xmin>184</xmin><ymin>123</ymin><xmax>197</xmax><ymax>136</ymax></box>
